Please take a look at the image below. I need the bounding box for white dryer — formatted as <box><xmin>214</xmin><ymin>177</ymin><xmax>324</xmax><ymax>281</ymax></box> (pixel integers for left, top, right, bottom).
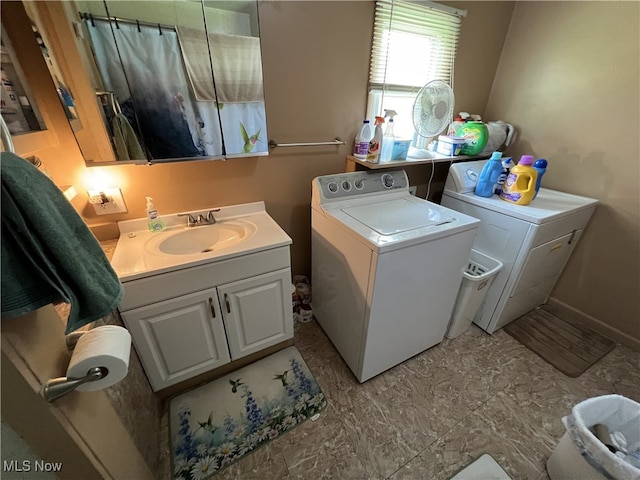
<box><xmin>441</xmin><ymin>160</ymin><xmax>598</xmax><ymax>334</ymax></box>
<box><xmin>311</xmin><ymin>170</ymin><xmax>480</xmax><ymax>382</ymax></box>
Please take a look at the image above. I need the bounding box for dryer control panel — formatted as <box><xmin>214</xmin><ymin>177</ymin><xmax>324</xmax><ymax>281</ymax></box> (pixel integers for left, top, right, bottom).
<box><xmin>444</xmin><ymin>160</ymin><xmax>488</xmax><ymax>193</ymax></box>
<box><xmin>313</xmin><ymin>170</ymin><xmax>408</xmax><ymax>203</ymax></box>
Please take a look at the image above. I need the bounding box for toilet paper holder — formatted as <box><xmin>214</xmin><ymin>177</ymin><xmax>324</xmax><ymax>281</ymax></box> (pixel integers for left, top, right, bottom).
<box><xmin>42</xmin><ymin>366</ymin><xmax>108</xmax><ymax>403</ymax></box>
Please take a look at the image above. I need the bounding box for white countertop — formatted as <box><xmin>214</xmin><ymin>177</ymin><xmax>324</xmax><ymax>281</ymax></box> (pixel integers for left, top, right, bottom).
<box><xmin>110</xmin><ymin>201</ymin><xmax>292</xmax><ymax>282</ymax></box>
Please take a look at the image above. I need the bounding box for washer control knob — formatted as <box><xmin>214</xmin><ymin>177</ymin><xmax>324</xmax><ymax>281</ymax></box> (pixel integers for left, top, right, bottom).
<box><xmin>341</xmin><ymin>180</ymin><xmax>352</xmax><ymax>191</ymax></box>
<box><xmin>381</xmin><ymin>173</ymin><xmax>395</xmax><ymax>189</ymax></box>
<box><xmin>327</xmin><ymin>182</ymin><xmax>339</xmax><ymax>193</ymax></box>
<box><xmin>354</xmin><ymin>179</ymin><xmax>365</xmax><ymax>190</ymax></box>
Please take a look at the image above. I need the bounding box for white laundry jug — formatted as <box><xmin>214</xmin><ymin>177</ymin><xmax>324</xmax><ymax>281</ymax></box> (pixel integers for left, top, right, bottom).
<box><xmin>480</xmin><ymin>121</ymin><xmax>515</xmax><ymax>155</ymax></box>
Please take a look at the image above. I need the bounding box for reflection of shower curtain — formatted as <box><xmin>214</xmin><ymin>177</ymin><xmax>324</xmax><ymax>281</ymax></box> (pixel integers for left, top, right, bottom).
<box><xmin>219</xmin><ymin>103</ymin><xmax>267</xmax><ymax>154</ymax></box>
<box><xmin>86</xmin><ymin>21</ymin><xmax>223</xmax><ymax>159</ymax></box>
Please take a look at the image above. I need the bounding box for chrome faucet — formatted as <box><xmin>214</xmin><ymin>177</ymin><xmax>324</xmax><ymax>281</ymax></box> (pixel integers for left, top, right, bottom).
<box><xmin>206</xmin><ymin>209</ymin><xmax>220</xmax><ymax>224</ymax></box>
<box><xmin>178</xmin><ymin>209</ymin><xmax>221</xmax><ymax>227</ymax></box>
<box><xmin>178</xmin><ymin>213</ymin><xmax>197</xmax><ymax>227</ymax></box>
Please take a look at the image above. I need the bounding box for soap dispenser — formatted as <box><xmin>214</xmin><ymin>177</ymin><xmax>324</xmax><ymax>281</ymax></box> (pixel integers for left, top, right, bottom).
<box><xmin>146</xmin><ymin>196</ymin><xmax>165</xmax><ymax>232</ymax></box>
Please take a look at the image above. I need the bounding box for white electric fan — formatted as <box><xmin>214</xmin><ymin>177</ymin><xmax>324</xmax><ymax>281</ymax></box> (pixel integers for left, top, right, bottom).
<box><xmin>412</xmin><ymin>79</ymin><xmax>454</xmax><ymax>139</ymax></box>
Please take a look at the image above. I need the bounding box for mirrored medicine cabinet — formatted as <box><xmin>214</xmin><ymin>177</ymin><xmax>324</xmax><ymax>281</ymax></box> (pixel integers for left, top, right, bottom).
<box><xmin>13</xmin><ymin>0</ymin><xmax>268</xmax><ymax>166</ymax></box>
<box><xmin>1</xmin><ymin>2</ymin><xmax>60</xmax><ymax>155</ymax></box>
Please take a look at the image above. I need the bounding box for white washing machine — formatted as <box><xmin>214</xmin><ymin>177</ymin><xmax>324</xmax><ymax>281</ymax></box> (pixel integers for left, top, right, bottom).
<box><xmin>311</xmin><ymin>169</ymin><xmax>480</xmax><ymax>382</ymax></box>
<box><xmin>441</xmin><ymin>159</ymin><xmax>598</xmax><ymax>334</ymax></box>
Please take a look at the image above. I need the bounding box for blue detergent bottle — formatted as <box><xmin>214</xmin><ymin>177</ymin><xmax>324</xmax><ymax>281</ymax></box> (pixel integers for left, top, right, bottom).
<box><xmin>475</xmin><ymin>152</ymin><xmax>503</xmax><ymax>197</ymax></box>
<box><xmin>533</xmin><ymin>158</ymin><xmax>548</xmax><ymax>198</ymax></box>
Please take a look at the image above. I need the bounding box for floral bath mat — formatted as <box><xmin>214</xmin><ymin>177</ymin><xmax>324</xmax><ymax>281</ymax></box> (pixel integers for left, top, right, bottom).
<box><xmin>170</xmin><ymin>346</ymin><xmax>327</xmax><ymax>479</ymax></box>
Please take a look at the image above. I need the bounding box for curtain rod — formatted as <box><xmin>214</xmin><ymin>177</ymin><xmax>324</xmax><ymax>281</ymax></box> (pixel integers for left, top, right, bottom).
<box><xmin>79</xmin><ymin>12</ymin><xmax>177</xmax><ymax>32</ymax></box>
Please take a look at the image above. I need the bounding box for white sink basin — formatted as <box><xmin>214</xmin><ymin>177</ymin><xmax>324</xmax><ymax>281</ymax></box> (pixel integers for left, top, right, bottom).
<box><xmin>111</xmin><ymin>202</ymin><xmax>293</xmax><ymax>281</ymax></box>
<box><xmin>146</xmin><ymin>220</ymin><xmax>257</xmax><ymax>255</ymax></box>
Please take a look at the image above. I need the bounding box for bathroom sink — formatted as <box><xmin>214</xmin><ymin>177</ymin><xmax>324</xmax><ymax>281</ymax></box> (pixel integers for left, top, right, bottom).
<box><xmin>111</xmin><ymin>202</ymin><xmax>293</xmax><ymax>281</ymax></box>
<box><xmin>148</xmin><ymin>220</ymin><xmax>257</xmax><ymax>255</ymax></box>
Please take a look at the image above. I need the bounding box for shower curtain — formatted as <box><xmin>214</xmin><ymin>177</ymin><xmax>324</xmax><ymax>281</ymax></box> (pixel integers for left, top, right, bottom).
<box><xmin>86</xmin><ymin>20</ymin><xmax>221</xmax><ymax>159</ymax></box>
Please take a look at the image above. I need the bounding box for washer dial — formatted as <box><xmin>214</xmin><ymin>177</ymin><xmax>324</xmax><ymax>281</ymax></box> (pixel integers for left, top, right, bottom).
<box><xmin>354</xmin><ymin>179</ymin><xmax>365</xmax><ymax>190</ymax></box>
<box><xmin>327</xmin><ymin>182</ymin><xmax>339</xmax><ymax>194</ymax></box>
<box><xmin>341</xmin><ymin>180</ymin><xmax>352</xmax><ymax>191</ymax></box>
<box><xmin>381</xmin><ymin>173</ymin><xmax>395</xmax><ymax>189</ymax></box>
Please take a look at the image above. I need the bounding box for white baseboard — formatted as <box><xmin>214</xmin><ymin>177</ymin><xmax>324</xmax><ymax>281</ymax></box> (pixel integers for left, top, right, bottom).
<box><xmin>546</xmin><ymin>297</ymin><xmax>640</xmax><ymax>352</ymax></box>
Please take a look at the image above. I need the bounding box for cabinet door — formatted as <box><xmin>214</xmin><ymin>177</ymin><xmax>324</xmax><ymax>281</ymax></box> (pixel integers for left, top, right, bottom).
<box><xmin>120</xmin><ymin>288</ymin><xmax>230</xmax><ymax>391</ymax></box>
<box><xmin>219</xmin><ymin>268</ymin><xmax>293</xmax><ymax>360</ymax></box>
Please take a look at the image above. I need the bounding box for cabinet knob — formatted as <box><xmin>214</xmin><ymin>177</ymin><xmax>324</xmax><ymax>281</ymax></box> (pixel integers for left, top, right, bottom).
<box><xmin>208</xmin><ymin>297</ymin><xmax>216</xmax><ymax>318</ymax></box>
<box><xmin>224</xmin><ymin>293</ymin><xmax>231</xmax><ymax>313</ymax></box>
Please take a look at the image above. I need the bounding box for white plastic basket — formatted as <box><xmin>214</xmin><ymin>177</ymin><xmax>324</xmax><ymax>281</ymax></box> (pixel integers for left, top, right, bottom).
<box><xmin>446</xmin><ymin>249</ymin><xmax>503</xmax><ymax>339</ymax></box>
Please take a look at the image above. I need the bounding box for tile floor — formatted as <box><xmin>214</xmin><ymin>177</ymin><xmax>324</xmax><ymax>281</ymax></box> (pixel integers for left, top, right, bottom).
<box><xmin>172</xmin><ymin>319</ymin><xmax>640</xmax><ymax>480</ymax></box>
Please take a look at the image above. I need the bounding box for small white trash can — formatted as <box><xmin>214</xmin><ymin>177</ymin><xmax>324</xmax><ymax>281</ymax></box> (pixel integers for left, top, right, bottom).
<box><xmin>446</xmin><ymin>249</ymin><xmax>502</xmax><ymax>339</ymax></box>
<box><xmin>547</xmin><ymin>394</ymin><xmax>640</xmax><ymax>480</ymax></box>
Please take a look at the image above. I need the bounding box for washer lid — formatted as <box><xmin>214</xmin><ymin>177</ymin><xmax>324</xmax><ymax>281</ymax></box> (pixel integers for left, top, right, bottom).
<box><xmin>342</xmin><ymin>198</ymin><xmax>454</xmax><ymax>235</ymax></box>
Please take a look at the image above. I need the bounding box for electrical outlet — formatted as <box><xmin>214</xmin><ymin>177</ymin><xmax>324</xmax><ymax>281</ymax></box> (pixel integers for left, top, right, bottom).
<box><xmin>88</xmin><ymin>188</ymin><xmax>128</xmax><ymax>215</ymax></box>
<box><xmin>409</xmin><ymin>186</ymin><xmax>418</xmax><ymax>196</ymax></box>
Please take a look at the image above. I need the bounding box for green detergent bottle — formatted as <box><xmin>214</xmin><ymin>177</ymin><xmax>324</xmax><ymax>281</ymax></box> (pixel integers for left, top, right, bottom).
<box><xmin>456</xmin><ymin>121</ymin><xmax>489</xmax><ymax>156</ymax></box>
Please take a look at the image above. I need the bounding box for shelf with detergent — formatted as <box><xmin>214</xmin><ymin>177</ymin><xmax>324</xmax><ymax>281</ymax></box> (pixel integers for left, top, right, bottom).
<box><xmin>345</xmin><ymin>153</ymin><xmax>489</xmax><ymax>172</ymax></box>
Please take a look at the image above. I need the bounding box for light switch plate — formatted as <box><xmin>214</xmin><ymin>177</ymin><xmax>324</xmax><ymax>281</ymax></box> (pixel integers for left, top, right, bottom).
<box><xmin>89</xmin><ymin>188</ymin><xmax>128</xmax><ymax>215</ymax></box>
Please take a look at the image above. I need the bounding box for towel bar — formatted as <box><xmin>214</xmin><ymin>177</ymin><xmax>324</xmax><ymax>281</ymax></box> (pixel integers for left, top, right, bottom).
<box><xmin>269</xmin><ymin>138</ymin><xmax>345</xmax><ymax>148</ymax></box>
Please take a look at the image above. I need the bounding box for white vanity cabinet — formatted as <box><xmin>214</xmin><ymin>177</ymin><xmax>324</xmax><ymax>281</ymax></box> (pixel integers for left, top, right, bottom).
<box><xmin>120</xmin><ymin>288</ymin><xmax>231</xmax><ymax>390</ymax></box>
<box><xmin>118</xmin><ymin>246</ymin><xmax>293</xmax><ymax>392</ymax></box>
<box><xmin>219</xmin><ymin>269</ymin><xmax>292</xmax><ymax>359</ymax></box>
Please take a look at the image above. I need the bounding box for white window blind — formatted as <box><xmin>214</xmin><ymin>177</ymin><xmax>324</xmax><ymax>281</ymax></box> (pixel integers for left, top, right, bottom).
<box><xmin>367</xmin><ymin>0</ymin><xmax>465</xmax><ymax>142</ymax></box>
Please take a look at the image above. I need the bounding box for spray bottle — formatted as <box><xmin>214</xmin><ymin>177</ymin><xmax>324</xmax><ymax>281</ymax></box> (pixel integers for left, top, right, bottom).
<box><xmin>367</xmin><ymin>116</ymin><xmax>385</xmax><ymax>163</ymax></box>
<box><xmin>379</xmin><ymin>109</ymin><xmax>397</xmax><ymax>162</ymax></box>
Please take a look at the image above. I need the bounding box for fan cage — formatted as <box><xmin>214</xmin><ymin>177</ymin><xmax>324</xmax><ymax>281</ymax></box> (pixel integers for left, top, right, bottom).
<box><xmin>412</xmin><ymin>80</ymin><xmax>454</xmax><ymax>139</ymax></box>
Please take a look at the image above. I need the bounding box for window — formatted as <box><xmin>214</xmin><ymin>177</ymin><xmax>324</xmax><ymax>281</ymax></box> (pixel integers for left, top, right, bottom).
<box><xmin>367</xmin><ymin>0</ymin><xmax>465</xmax><ymax>145</ymax></box>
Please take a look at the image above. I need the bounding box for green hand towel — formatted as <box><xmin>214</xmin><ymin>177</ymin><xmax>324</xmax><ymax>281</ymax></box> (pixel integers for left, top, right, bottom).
<box><xmin>1</xmin><ymin>152</ymin><xmax>123</xmax><ymax>333</ymax></box>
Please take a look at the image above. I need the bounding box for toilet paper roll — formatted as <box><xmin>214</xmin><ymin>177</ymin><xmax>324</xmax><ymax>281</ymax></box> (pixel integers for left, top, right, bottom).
<box><xmin>66</xmin><ymin>325</ymin><xmax>132</xmax><ymax>391</ymax></box>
